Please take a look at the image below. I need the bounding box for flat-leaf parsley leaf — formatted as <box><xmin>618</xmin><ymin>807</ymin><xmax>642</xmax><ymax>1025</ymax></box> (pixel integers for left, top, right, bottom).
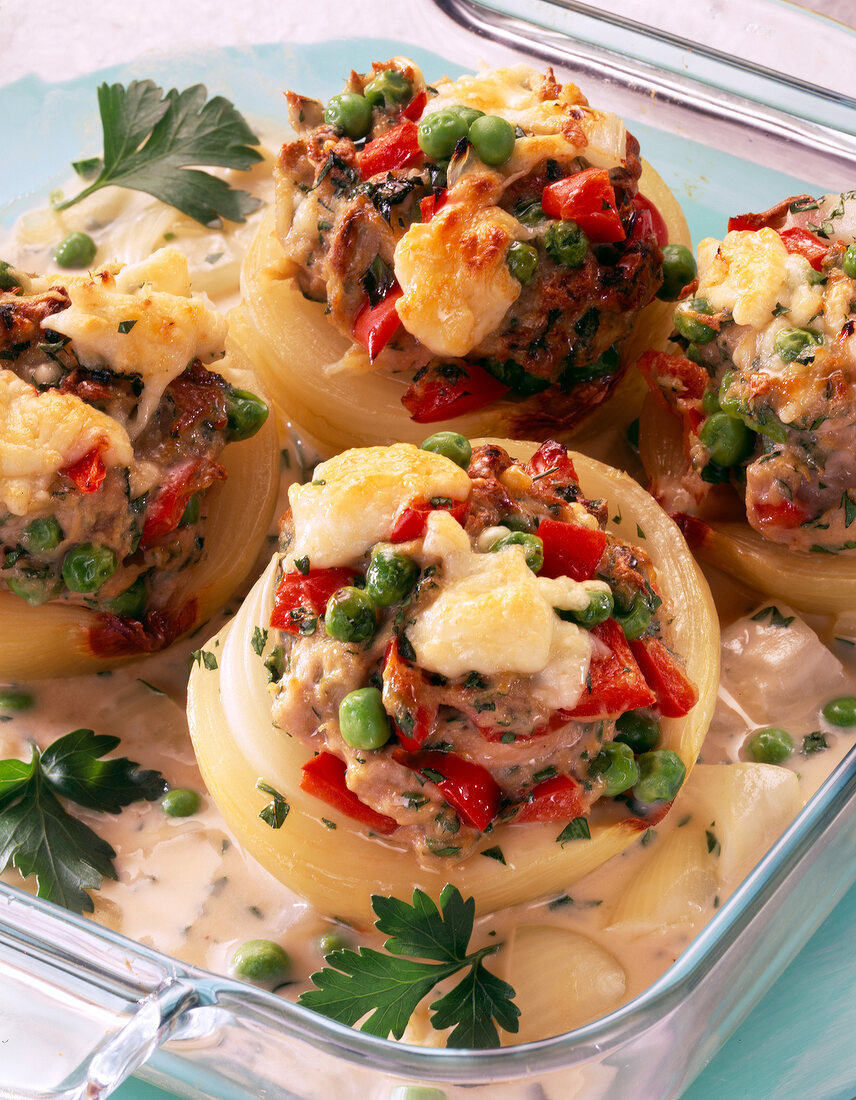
<box><xmin>298</xmin><ymin>885</ymin><xmax>519</xmax><ymax>1046</ymax></box>
<box><xmin>55</xmin><ymin>80</ymin><xmax>263</xmax><ymax>226</ymax></box>
<box><xmin>0</xmin><ymin>729</ymin><xmax>166</xmax><ymax>913</ymax></box>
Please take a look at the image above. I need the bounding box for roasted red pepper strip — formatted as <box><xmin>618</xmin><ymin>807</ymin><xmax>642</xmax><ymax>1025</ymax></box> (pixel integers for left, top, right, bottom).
<box><xmin>401</xmin><ymin>363</ymin><xmax>509</xmax><ymax>423</ymax></box>
<box><xmin>358</xmin><ymin>119</ymin><xmax>421</xmax><ymax>177</ymax></box>
<box><xmin>301</xmin><ymin>752</ymin><xmax>399</xmax><ymax>835</ymax></box>
<box><xmin>630</xmin><ymin>192</ymin><xmax>669</xmax><ymax>247</ymax></box>
<box><xmin>751</xmin><ymin>498</ymin><xmax>808</xmax><ymax>532</ymax></box>
<box><xmin>538</xmin><ymin>517</ymin><xmax>607</xmax><ymax>582</ymax></box>
<box><xmin>541</xmin><ymin>168</ymin><xmax>625</xmax><ymax>243</ymax></box>
<box><xmin>526</xmin><ymin>439</ymin><xmax>578</xmax><ymax>482</ymax></box>
<box><xmin>270</xmin><ymin>567</ymin><xmax>355</xmax><ymax>634</ymax></box>
<box><xmin>569</xmin><ymin>618</ymin><xmax>656</xmax><ymax>719</ymax></box>
<box><xmin>140</xmin><ymin>458</ymin><xmax>225</xmax><ymax>546</ymax></box>
<box><xmin>778</xmin><ymin>226</ymin><xmax>828</xmax><ymax>271</ymax></box>
<box><xmin>389</xmin><ymin>498</ymin><xmax>469</xmax><ymax>542</ymax></box>
<box><xmin>513</xmin><ymin>775</ymin><xmax>585</xmax><ymax>823</ymax></box>
<box><xmin>61</xmin><ymin>445</ymin><xmax>106</xmax><ymax>493</ymax></box>
<box><xmin>629</xmin><ymin>636</ymin><xmax>698</xmax><ymax>718</ymax></box>
<box><xmin>352</xmin><ymin>285</ymin><xmax>403</xmax><ymax>361</ymax></box>
<box><xmin>419</xmin><ymin>189</ymin><xmax>447</xmax><ymax>223</ymax></box>
<box><xmin>382</xmin><ymin>638</ymin><xmax>435</xmax><ymax>751</ymax></box>
<box><xmin>393</xmin><ymin>748</ymin><xmax>501</xmax><ymax>831</ymax></box>
<box><xmin>402</xmin><ymin>89</ymin><xmax>427</xmax><ymax>121</ymax></box>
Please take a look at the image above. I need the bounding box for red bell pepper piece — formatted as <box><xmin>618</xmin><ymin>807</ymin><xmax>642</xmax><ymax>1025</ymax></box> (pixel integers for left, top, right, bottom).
<box><xmin>629</xmin><ymin>636</ymin><xmax>698</xmax><ymax>718</ymax></box>
<box><xmin>630</xmin><ymin>192</ymin><xmax>669</xmax><ymax>247</ymax></box>
<box><xmin>419</xmin><ymin>188</ymin><xmax>447</xmax><ymax>222</ymax></box>
<box><xmin>141</xmin><ymin>458</ymin><xmax>225</xmax><ymax>546</ymax></box>
<box><xmin>382</xmin><ymin>638</ymin><xmax>435</xmax><ymax>751</ymax></box>
<box><xmin>402</xmin><ymin>90</ymin><xmax>427</xmax><ymax>121</ymax></box>
<box><xmin>525</xmin><ymin>439</ymin><xmax>578</xmax><ymax>482</ymax></box>
<box><xmin>300</xmin><ymin>752</ymin><xmax>399</xmax><ymax>835</ymax></box>
<box><xmin>393</xmin><ymin>748</ymin><xmax>501</xmax><ymax>831</ymax></box>
<box><xmin>513</xmin><ymin>775</ymin><xmax>585</xmax><ymax>823</ymax></box>
<box><xmin>751</xmin><ymin>498</ymin><xmax>808</xmax><ymax>532</ymax></box>
<box><xmin>541</xmin><ymin>168</ymin><xmax>626</xmax><ymax>243</ymax></box>
<box><xmin>569</xmin><ymin>618</ymin><xmax>656</xmax><ymax>719</ymax></box>
<box><xmin>637</xmin><ymin>349</ymin><xmax>708</xmax><ymax>409</ymax></box>
<box><xmin>389</xmin><ymin>498</ymin><xmax>468</xmax><ymax>542</ymax></box>
<box><xmin>538</xmin><ymin>517</ymin><xmax>607</xmax><ymax>581</ymax></box>
<box><xmin>358</xmin><ymin>119</ymin><xmax>421</xmax><ymax>177</ymax></box>
<box><xmin>270</xmin><ymin>567</ymin><xmax>355</xmax><ymax>634</ymax></box>
<box><xmin>727</xmin><ymin>214</ymin><xmax>757</xmax><ymax>232</ymax></box>
<box><xmin>61</xmin><ymin>445</ymin><xmax>106</xmax><ymax>493</ymax></box>
<box><xmin>352</xmin><ymin>285</ymin><xmax>403</xmax><ymax>362</ymax></box>
<box><xmin>401</xmin><ymin>362</ymin><xmax>509</xmax><ymax>423</ymax></box>
<box><xmin>778</xmin><ymin>227</ymin><xmax>828</xmax><ymax>271</ymax></box>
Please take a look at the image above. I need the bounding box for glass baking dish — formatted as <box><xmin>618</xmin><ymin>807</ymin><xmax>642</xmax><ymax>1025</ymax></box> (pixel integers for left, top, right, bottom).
<box><xmin>2</xmin><ymin>2</ymin><xmax>856</xmax><ymax>1097</ymax></box>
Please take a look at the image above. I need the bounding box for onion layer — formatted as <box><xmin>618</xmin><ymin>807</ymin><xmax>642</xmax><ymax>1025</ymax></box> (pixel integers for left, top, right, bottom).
<box><xmin>0</xmin><ymin>336</ymin><xmax>279</xmax><ymax>679</ymax></box>
<box><xmin>187</xmin><ymin>439</ymin><xmax>718</xmax><ymax>923</ymax></box>
<box><xmin>233</xmin><ymin>161</ymin><xmax>691</xmax><ymax>454</ymax></box>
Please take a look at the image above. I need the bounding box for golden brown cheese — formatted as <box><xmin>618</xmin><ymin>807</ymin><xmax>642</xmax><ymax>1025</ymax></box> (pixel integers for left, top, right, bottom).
<box><xmin>0</xmin><ymin>370</ymin><xmax>133</xmax><ymax>515</ymax></box>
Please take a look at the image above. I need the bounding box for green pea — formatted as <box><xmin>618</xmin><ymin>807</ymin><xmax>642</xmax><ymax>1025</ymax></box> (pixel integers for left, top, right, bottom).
<box><xmin>744</xmin><ymin>726</ymin><xmax>794</xmax><ymax>765</ymax></box>
<box><xmin>516</xmin><ymin>200</ymin><xmax>545</xmax><ymax>227</ymax></box>
<box><xmin>390</xmin><ymin>1089</ymin><xmax>447</xmax><ymax>1100</ymax></box>
<box><xmin>633</xmin><ymin>749</ymin><xmax>686</xmax><ymax>804</ymax></box>
<box><xmin>544</xmin><ymin>220</ymin><xmax>589</xmax><ymax>268</ymax></box>
<box><xmin>417</xmin><ymin>110</ymin><xmax>469</xmax><ymax>160</ymax></box>
<box><xmin>161</xmin><ymin>788</ymin><xmax>202</xmax><ymax>817</ymax></box>
<box><xmin>448</xmin><ymin>104</ymin><xmax>485</xmax><ymax>128</ymax></box>
<box><xmin>318</xmin><ymin>930</ymin><xmax>350</xmax><ymax>954</ymax></box>
<box><xmin>589</xmin><ymin>741</ymin><xmax>640</xmax><ymax>797</ymax></box>
<box><xmin>614</xmin><ymin>710</ymin><xmax>660</xmax><ymax>754</ymax></box>
<box><xmin>61</xmin><ymin>543</ymin><xmax>117</xmax><ymax>593</ymax></box>
<box><xmin>468</xmin><ymin>114</ymin><xmax>515</xmax><ymax>166</ymax></box>
<box><xmin>701</xmin><ymin>389</ymin><xmax>721</xmax><ymax>416</ymax></box>
<box><xmin>22</xmin><ymin>515</ymin><xmax>63</xmax><ymax>553</ymax></box>
<box><xmin>657</xmin><ymin>243</ymin><xmax>697</xmax><ymax>301</ymax></box>
<box><xmin>842</xmin><ymin>243</ymin><xmax>856</xmax><ymax>279</ymax></box>
<box><xmin>363</xmin><ymin>70</ymin><xmax>412</xmax><ymax>108</ymax></box>
<box><xmin>500</xmin><ymin>513</ymin><xmax>536</xmax><ymax>534</ymax></box>
<box><xmin>6</xmin><ymin>572</ymin><xmax>62</xmax><ymax>605</ymax></box>
<box><xmin>0</xmin><ymin>690</ymin><xmax>34</xmax><ymax>712</ymax></box>
<box><xmin>179</xmin><ymin>493</ymin><xmax>200</xmax><ymax>527</ymax></box>
<box><xmin>614</xmin><ymin>592</ymin><xmax>652</xmax><ymax>641</ymax></box>
<box><xmin>685</xmin><ymin>342</ymin><xmax>704</xmax><ymax>366</ymax></box>
<box><xmin>106</xmin><ymin>576</ymin><xmax>147</xmax><ymax>619</ymax></box>
<box><xmin>673</xmin><ymin>298</ymin><xmax>716</xmax><ymax>344</ymax></box>
<box><xmin>567</xmin><ymin>589</ymin><xmax>614</xmax><ymax>627</ymax></box>
<box><xmin>699</xmin><ymin>412</ymin><xmax>753</xmax><ymax>468</ymax></box>
<box><xmin>366</xmin><ymin>546</ymin><xmax>418</xmax><ymax>606</ymax></box>
<box><xmin>822</xmin><ymin>695</ymin><xmax>856</xmax><ymax>727</ymax></box>
<box><xmin>225</xmin><ymin>388</ymin><xmax>269</xmax><ymax>442</ymax></box>
<box><xmin>231</xmin><ymin>939</ymin><xmax>291</xmax><ymax>984</ymax></box>
<box><xmin>488</xmin><ymin>531</ymin><xmax>544</xmax><ymax>573</ymax></box>
<box><xmin>774</xmin><ymin>327</ymin><xmax>823</xmax><ymax>363</ymax></box>
<box><xmin>339</xmin><ymin>687</ymin><xmax>391</xmax><ymax>750</ymax></box>
<box><xmin>54</xmin><ymin>231</ymin><xmax>97</xmax><ymax>269</ymax></box>
<box><xmin>324</xmin><ymin>92</ymin><xmax>372</xmax><ymax>140</ymax></box>
<box><xmin>420</xmin><ymin>431</ymin><xmax>472</xmax><ymax>469</ymax></box>
<box><xmin>506</xmin><ymin>241</ymin><xmax>538</xmax><ymax>284</ymax></box>
<box><xmin>325</xmin><ymin>586</ymin><xmax>377</xmax><ymax>643</ymax></box>
<box><xmin>0</xmin><ymin>261</ymin><xmax>22</xmax><ymax>291</ymax></box>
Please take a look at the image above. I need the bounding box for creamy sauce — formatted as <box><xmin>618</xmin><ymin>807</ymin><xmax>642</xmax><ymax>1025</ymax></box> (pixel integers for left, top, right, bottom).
<box><xmin>2</xmin><ymin>127</ymin><xmax>856</xmax><ymax>1048</ymax></box>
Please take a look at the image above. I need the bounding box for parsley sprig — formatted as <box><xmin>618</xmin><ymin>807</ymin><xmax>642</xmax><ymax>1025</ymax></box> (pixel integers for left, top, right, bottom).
<box><xmin>298</xmin><ymin>885</ymin><xmax>519</xmax><ymax>1047</ymax></box>
<box><xmin>55</xmin><ymin>80</ymin><xmax>263</xmax><ymax>226</ymax></box>
<box><xmin>0</xmin><ymin>729</ymin><xmax>166</xmax><ymax>913</ymax></box>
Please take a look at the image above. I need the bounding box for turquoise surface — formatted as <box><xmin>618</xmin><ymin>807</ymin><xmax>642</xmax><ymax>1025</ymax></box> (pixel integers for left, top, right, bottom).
<box><xmin>2</xmin><ymin>34</ymin><xmax>854</xmax><ymax>1100</ymax></box>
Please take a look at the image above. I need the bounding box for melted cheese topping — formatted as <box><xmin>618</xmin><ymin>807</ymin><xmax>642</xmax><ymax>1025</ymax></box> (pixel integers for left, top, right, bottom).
<box><xmin>697</xmin><ymin>229</ymin><xmax>797</xmax><ymax>330</ymax></box>
<box><xmin>0</xmin><ymin>369</ymin><xmax>133</xmax><ymax>515</ymax></box>
<box><xmin>410</xmin><ymin>511</ymin><xmax>594</xmax><ymax>707</ymax></box>
<box><xmin>394</xmin><ymin>179</ymin><xmax>523</xmax><ymax>357</ymax></box>
<box><xmin>288</xmin><ymin>443</ymin><xmax>471</xmax><ymax>568</ymax></box>
<box><xmin>46</xmin><ymin>249</ymin><xmax>228</xmax><ymax>438</ymax></box>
